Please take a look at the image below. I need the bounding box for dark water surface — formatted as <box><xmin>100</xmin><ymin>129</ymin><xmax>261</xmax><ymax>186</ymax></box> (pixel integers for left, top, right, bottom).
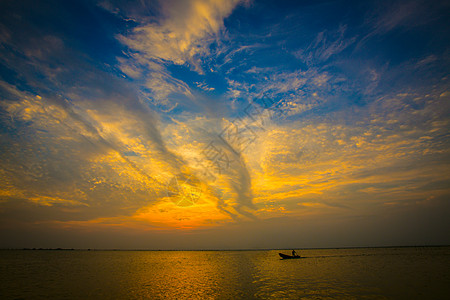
<box><xmin>1</xmin><ymin>247</ymin><xmax>449</xmax><ymax>299</ymax></box>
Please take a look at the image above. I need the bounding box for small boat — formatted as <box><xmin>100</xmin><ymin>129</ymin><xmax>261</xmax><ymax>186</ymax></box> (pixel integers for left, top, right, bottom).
<box><xmin>279</xmin><ymin>253</ymin><xmax>302</xmax><ymax>259</ymax></box>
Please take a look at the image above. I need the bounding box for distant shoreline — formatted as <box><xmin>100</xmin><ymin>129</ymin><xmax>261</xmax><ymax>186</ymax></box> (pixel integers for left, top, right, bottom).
<box><xmin>1</xmin><ymin>245</ymin><xmax>449</xmax><ymax>251</ymax></box>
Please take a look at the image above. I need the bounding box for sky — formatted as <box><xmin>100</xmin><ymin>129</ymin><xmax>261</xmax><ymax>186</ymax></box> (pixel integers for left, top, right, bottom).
<box><xmin>0</xmin><ymin>0</ymin><xmax>449</xmax><ymax>250</ymax></box>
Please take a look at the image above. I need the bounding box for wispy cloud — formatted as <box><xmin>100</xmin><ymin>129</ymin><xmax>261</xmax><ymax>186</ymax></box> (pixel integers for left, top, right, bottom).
<box><xmin>195</xmin><ymin>81</ymin><xmax>215</xmax><ymax>91</ymax></box>
<box><xmin>0</xmin><ymin>79</ymin><xmax>181</xmax><ymax>219</ymax></box>
<box><xmin>356</xmin><ymin>0</ymin><xmax>432</xmax><ymax>50</ymax></box>
<box><xmin>369</xmin><ymin>0</ymin><xmax>422</xmax><ymax>34</ymax></box>
<box><xmin>118</xmin><ymin>0</ymin><xmax>245</xmax><ymax>72</ymax></box>
<box><xmin>294</xmin><ymin>25</ymin><xmax>357</xmax><ymax>65</ymax></box>
<box><xmin>113</xmin><ymin>0</ymin><xmax>248</xmax><ymax>112</ymax></box>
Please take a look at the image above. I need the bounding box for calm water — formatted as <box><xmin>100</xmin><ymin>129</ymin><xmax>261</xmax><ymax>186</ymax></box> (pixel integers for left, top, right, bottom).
<box><xmin>1</xmin><ymin>247</ymin><xmax>449</xmax><ymax>299</ymax></box>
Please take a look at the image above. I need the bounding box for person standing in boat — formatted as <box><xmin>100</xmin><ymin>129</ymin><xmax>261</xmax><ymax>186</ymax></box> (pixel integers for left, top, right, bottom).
<box><xmin>292</xmin><ymin>249</ymin><xmax>298</xmax><ymax>257</ymax></box>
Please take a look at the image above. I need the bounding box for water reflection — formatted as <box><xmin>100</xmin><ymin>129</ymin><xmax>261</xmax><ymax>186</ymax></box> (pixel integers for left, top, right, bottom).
<box><xmin>1</xmin><ymin>247</ymin><xmax>449</xmax><ymax>299</ymax></box>
<box><xmin>129</xmin><ymin>251</ymin><xmax>262</xmax><ymax>299</ymax></box>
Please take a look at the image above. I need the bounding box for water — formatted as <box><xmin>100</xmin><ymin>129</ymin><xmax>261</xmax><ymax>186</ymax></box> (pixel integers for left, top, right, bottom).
<box><xmin>1</xmin><ymin>247</ymin><xmax>449</xmax><ymax>299</ymax></box>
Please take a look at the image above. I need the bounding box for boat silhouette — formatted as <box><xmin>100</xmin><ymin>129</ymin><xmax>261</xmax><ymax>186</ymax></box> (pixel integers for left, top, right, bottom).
<box><xmin>279</xmin><ymin>253</ymin><xmax>302</xmax><ymax>259</ymax></box>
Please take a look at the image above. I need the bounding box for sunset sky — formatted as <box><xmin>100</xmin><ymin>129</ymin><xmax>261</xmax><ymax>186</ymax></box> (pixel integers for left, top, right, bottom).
<box><xmin>0</xmin><ymin>0</ymin><xmax>449</xmax><ymax>249</ymax></box>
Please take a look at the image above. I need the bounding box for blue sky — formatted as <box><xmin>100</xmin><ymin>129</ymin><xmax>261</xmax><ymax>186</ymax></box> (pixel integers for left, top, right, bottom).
<box><xmin>0</xmin><ymin>0</ymin><xmax>449</xmax><ymax>249</ymax></box>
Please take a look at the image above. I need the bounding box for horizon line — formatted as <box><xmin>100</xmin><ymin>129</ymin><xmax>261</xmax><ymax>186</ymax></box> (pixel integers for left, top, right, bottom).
<box><xmin>2</xmin><ymin>244</ymin><xmax>449</xmax><ymax>251</ymax></box>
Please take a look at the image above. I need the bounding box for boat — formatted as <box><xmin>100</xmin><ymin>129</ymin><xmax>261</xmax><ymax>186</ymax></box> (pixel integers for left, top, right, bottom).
<box><xmin>279</xmin><ymin>253</ymin><xmax>302</xmax><ymax>259</ymax></box>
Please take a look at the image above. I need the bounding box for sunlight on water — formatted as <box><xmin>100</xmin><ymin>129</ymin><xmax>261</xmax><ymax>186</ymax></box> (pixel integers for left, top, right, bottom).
<box><xmin>1</xmin><ymin>247</ymin><xmax>449</xmax><ymax>299</ymax></box>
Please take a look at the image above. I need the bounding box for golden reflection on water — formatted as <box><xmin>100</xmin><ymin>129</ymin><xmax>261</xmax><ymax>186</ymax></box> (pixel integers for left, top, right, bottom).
<box><xmin>1</xmin><ymin>248</ymin><xmax>449</xmax><ymax>299</ymax></box>
<box><xmin>130</xmin><ymin>251</ymin><xmax>260</xmax><ymax>299</ymax></box>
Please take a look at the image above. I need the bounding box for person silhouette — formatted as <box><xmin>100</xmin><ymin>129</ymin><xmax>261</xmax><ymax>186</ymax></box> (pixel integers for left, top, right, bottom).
<box><xmin>292</xmin><ymin>249</ymin><xmax>297</xmax><ymax>257</ymax></box>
